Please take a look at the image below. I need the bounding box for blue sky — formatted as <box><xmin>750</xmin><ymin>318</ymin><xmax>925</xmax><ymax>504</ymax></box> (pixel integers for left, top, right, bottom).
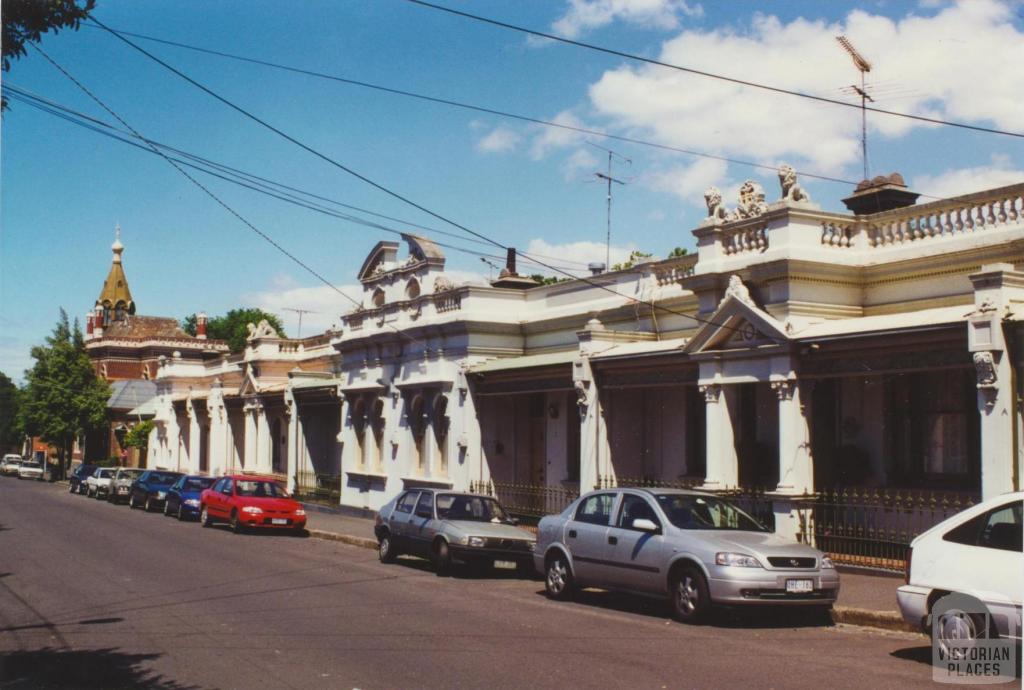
<box><xmin>2</xmin><ymin>0</ymin><xmax>1022</xmax><ymax>380</ymax></box>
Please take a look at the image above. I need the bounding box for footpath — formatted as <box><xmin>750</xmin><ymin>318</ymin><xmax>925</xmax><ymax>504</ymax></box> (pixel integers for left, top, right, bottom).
<box><xmin>302</xmin><ymin>503</ymin><xmax>919</xmax><ymax>634</ymax></box>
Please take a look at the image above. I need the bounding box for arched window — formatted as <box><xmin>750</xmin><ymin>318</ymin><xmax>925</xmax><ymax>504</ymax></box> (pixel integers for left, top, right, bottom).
<box><xmin>408</xmin><ymin>394</ymin><xmax>426</xmax><ymax>472</ymax></box>
<box><xmin>351</xmin><ymin>398</ymin><xmax>367</xmax><ymax>469</ymax></box>
<box><xmin>432</xmin><ymin>394</ymin><xmax>449</xmax><ymax>476</ymax></box>
<box><xmin>114</xmin><ymin>301</ymin><xmax>126</xmax><ymax>321</ymax></box>
<box><xmin>371</xmin><ymin>397</ymin><xmax>385</xmax><ymax>472</ymax></box>
<box><xmin>405</xmin><ymin>278</ymin><xmax>421</xmax><ymax>300</ymax></box>
<box><xmin>372</xmin><ymin>288</ymin><xmax>386</xmax><ymax>308</ymax></box>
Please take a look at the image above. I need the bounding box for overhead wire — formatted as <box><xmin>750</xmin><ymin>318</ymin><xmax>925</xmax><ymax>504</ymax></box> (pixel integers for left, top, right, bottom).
<box><xmin>85</xmin><ymin>16</ymin><xmax>752</xmax><ymax>337</ymax></box>
<box><xmin>404</xmin><ymin>0</ymin><xmax>1024</xmax><ymax>140</ymax></box>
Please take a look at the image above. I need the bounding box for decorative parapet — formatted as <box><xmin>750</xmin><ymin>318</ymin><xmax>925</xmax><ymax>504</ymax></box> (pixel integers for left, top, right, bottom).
<box><xmin>820</xmin><ymin>220</ymin><xmax>857</xmax><ymax>248</ymax></box>
<box><xmin>433</xmin><ymin>292</ymin><xmax>462</xmax><ymax>313</ymax></box>
<box><xmin>652</xmin><ymin>255</ymin><xmax>698</xmax><ymax>286</ymax></box>
<box><xmin>722</xmin><ymin>221</ymin><xmax>768</xmax><ymax>255</ymax></box>
<box><xmin>865</xmin><ymin>183</ymin><xmax>1023</xmax><ymax>247</ymax></box>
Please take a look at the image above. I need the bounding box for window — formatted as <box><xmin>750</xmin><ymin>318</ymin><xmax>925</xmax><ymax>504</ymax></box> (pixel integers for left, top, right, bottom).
<box><xmin>372</xmin><ymin>288</ymin><xmax>386</xmax><ymax>308</ymax></box>
<box><xmin>211</xmin><ymin>478</ymin><xmax>226</xmax><ymax>493</ymax></box>
<box><xmin>221</xmin><ymin>479</ymin><xmax>233</xmax><ymax>495</ymax></box>
<box><xmin>944</xmin><ymin>501</ymin><xmax>1023</xmax><ymax>552</ymax></box>
<box><xmin>574</xmin><ymin>493</ymin><xmax>616</xmax><ymax>526</ymax></box>
<box><xmin>405</xmin><ymin>279</ymin><xmax>420</xmax><ymax>300</ymax></box>
<box><xmin>414</xmin><ymin>492</ymin><xmax>434</xmax><ymax>519</ymax></box>
<box><xmin>396</xmin><ymin>491</ymin><xmax>419</xmax><ymax>514</ymax></box>
<box><xmin>617</xmin><ymin>494</ymin><xmax>660</xmax><ymax>531</ymax></box>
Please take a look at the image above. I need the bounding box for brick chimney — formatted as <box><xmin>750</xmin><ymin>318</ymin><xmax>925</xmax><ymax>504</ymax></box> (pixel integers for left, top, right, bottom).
<box><xmin>196</xmin><ymin>312</ymin><xmax>208</xmax><ymax>340</ymax></box>
<box><xmin>842</xmin><ymin>172</ymin><xmax>920</xmax><ymax>215</ymax></box>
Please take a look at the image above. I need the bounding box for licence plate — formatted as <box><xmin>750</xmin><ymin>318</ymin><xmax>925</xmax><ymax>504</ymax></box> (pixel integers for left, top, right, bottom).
<box><xmin>271</xmin><ymin>518</ymin><xmax>288</xmax><ymax>525</ymax></box>
<box><xmin>494</xmin><ymin>560</ymin><xmax>517</xmax><ymax>570</ymax></box>
<box><xmin>786</xmin><ymin>579</ymin><xmax>814</xmax><ymax>593</ymax></box>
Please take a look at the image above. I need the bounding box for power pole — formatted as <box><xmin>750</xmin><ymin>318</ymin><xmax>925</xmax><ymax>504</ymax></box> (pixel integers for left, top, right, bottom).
<box><xmin>836</xmin><ymin>35</ymin><xmax>874</xmax><ymax>181</ymax></box>
<box><xmin>282</xmin><ymin>307</ymin><xmax>319</xmax><ymax>339</ymax></box>
<box><xmin>587</xmin><ymin>141</ymin><xmax>631</xmax><ymax>269</ymax></box>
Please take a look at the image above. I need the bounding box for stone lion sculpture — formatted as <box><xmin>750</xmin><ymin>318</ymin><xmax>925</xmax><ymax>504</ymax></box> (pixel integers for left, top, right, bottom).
<box><xmin>704</xmin><ymin>186</ymin><xmax>730</xmax><ymax>221</ymax></box>
<box><xmin>736</xmin><ymin>180</ymin><xmax>768</xmax><ymax>219</ymax></box>
<box><xmin>245</xmin><ymin>319</ymin><xmax>280</xmax><ymax>341</ymax></box>
<box><xmin>778</xmin><ymin>164</ymin><xmax>811</xmax><ymax>202</ymax></box>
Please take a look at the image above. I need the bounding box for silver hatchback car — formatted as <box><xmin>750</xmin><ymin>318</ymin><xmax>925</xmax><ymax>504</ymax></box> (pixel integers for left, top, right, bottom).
<box><xmin>535</xmin><ymin>488</ymin><xmax>839</xmax><ymax>622</ymax></box>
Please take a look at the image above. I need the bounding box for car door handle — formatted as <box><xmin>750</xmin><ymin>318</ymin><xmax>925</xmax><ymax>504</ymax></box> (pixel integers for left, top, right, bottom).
<box><xmin>568</xmin><ymin>530</ymin><xmax>577</xmax><ymax>539</ymax></box>
<box><xmin>608</xmin><ymin>536</ymin><xmax>618</xmax><ymax>545</ymax></box>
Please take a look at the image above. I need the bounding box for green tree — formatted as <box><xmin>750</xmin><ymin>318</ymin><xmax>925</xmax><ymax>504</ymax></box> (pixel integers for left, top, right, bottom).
<box><xmin>528</xmin><ymin>274</ymin><xmax>571</xmax><ymax>286</ymax></box>
<box><xmin>182</xmin><ymin>308</ymin><xmax>287</xmax><ymax>354</ymax></box>
<box><xmin>2</xmin><ymin>0</ymin><xmax>96</xmax><ymax>111</ymax></box>
<box><xmin>0</xmin><ymin>371</ymin><xmax>22</xmax><ymax>453</ymax></box>
<box><xmin>21</xmin><ymin>310</ymin><xmax>110</xmax><ymax>477</ymax></box>
<box><xmin>667</xmin><ymin>247</ymin><xmax>689</xmax><ymax>259</ymax></box>
<box><xmin>611</xmin><ymin>250</ymin><xmax>654</xmax><ymax>271</ymax></box>
<box><xmin>122</xmin><ymin>419</ymin><xmax>154</xmax><ymax>462</ymax></box>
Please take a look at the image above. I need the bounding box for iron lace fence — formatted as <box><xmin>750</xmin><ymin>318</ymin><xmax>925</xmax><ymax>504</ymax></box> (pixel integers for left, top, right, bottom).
<box><xmin>799</xmin><ymin>487</ymin><xmax>979</xmax><ymax>571</ymax></box>
<box><xmin>294</xmin><ymin>469</ymin><xmax>341</xmax><ymax>505</ymax></box>
<box><xmin>470</xmin><ymin>480</ymin><xmax>579</xmax><ymax>520</ymax></box>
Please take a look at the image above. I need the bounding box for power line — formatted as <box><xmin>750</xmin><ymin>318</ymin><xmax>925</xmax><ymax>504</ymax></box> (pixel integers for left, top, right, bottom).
<box><xmin>404</xmin><ymin>0</ymin><xmax>1024</xmax><ymax>140</ymax></box>
<box><xmin>86</xmin><ymin>16</ymin><xmax>757</xmax><ymax>339</ymax></box>
<box><xmin>26</xmin><ymin>45</ymin><xmax>426</xmax><ymax>347</ymax></box>
<box><xmin>77</xmin><ymin>23</ymin><xmax>860</xmax><ymax>188</ymax></box>
<box><xmin>3</xmin><ymin>84</ymin><xmax>587</xmax><ymax>277</ymax></box>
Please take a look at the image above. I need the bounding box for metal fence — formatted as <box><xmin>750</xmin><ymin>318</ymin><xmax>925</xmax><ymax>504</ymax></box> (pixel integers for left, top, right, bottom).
<box><xmin>294</xmin><ymin>469</ymin><xmax>341</xmax><ymax>505</ymax></box>
<box><xmin>799</xmin><ymin>487</ymin><xmax>979</xmax><ymax>572</ymax></box>
<box><xmin>470</xmin><ymin>480</ymin><xmax>579</xmax><ymax>520</ymax></box>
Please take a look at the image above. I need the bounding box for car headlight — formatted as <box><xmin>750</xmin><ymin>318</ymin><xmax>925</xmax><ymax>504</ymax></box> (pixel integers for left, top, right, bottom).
<box><xmin>526</xmin><ymin>541</ymin><xmax>536</xmax><ymax>553</ymax></box>
<box><xmin>241</xmin><ymin>506</ymin><xmax>263</xmax><ymax>514</ymax></box>
<box><xmin>157</xmin><ymin>491</ymin><xmax>167</xmax><ymax>499</ymax></box>
<box><xmin>184</xmin><ymin>499</ymin><xmax>200</xmax><ymax>507</ymax></box>
<box><xmin>468</xmin><ymin>536</ymin><xmax>487</xmax><ymax>548</ymax></box>
<box><xmin>715</xmin><ymin>552</ymin><xmax>763</xmax><ymax>568</ymax></box>
<box><xmin>820</xmin><ymin>556</ymin><xmax>835</xmax><ymax>569</ymax></box>
<box><xmin>294</xmin><ymin>509</ymin><xmax>306</xmax><ymax>516</ymax></box>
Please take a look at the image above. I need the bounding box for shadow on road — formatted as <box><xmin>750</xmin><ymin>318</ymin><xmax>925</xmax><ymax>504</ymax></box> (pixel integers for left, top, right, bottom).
<box><xmin>890</xmin><ymin>646</ymin><xmax>932</xmax><ymax>666</ymax></box>
<box><xmin>536</xmin><ymin>589</ymin><xmax>835</xmax><ymax>629</ymax></box>
<box><xmin>0</xmin><ymin>647</ymin><xmax>205</xmax><ymax>689</ymax></box>
<box><xmin>386</xmin><ymin>555</ymin><xmax>539</xmax><ymax>581</ymax></box>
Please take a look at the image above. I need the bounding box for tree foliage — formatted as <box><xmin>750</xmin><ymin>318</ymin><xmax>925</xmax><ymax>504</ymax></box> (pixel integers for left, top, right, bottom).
<box><xmin>20</xmin><ymin>310</ymin><xmax>110</xmax><ymax>473</ymax></box>
<box><xmin>1</xmin><ymin>0</ymin><xmax>96</xmax><ymax>110</ymax></box>
<box><xmin>0</xmin><ymin>371</ymin><xmax>22</xmax><ymax>453</ymax></box>
<box><xmin>611</xmin><ymin>250</ymin><xmax>654</xmax><ymax>272</ymax></box>
<box><xmin>667</xmin><ymin>246</ymin><xmax>689</xmax><ymax>259</ymax></box>
<box><xmin>123</xmin><ymin>419</ymin><xmax>154</xmax><ymax>453</ymax></box>
<box><xmin>528</xmin><ymin>274</ymin><xmax>572</xmax><ymax>286</ymax></box>
<box><xmin>182</xmin><ymin>308</ymin><xmax>286</xmax><ymax>354</ymax></box>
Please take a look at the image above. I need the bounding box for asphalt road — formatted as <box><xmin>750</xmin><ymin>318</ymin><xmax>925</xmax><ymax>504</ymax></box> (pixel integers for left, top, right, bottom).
<box><xmin>1</xmin><ymin>479</ymin><xmax>942</xmax><ymax>690</ymax></box>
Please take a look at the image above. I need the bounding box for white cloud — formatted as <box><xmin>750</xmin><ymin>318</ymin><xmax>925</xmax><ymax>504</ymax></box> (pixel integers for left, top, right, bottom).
<box><xmin>552</xmin><ymin>0</ymin><xmax>703</xmax><ymax>39</ymax></box>
<box><xmin>562</xmin><ymin>148</ymin><xmax>601</xmax><ymax>181</ymax></box>
<box><xmin>646</xmin><ymin>157</ymin><xmax>728</xmax><ymax>206</ymax></box>
<box><xmin>244</xmin><ymin>278</ymin><xmax>362</xmax><ymax>336</ymax></box>
<box><xmin>530</xmin><ymin>111</ymin><xmax>589</xmax><ymax>159</ymax></box>
<box><xmin>525</xmin><ymin>238</ymin><xmax>637</xmax><ymax>273</ymax></box>
<box><xmin>475</xmin><ymin>126</ymin><xmax>522</xmax><ymax>154</ymax></box>
<box><xmin>535</xmin><ymin>0</ymin><xmax>1024</xmax><ymax>193</ymax></box>
<box><xmin>913</xmin><ymin>154</ymin><xmax>1024</xmax><ymax>200</ymax></box>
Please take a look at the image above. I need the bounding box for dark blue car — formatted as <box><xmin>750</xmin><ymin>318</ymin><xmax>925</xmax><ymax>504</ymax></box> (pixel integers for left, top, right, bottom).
<box><xmin>68</xmin><ymin>464</ymin><xmax>97</xmax><ymax>495</ymax></box>
<box><xmin>128</xmin><ymin>470</ymin><xmax>184</xmax><ymax>512</ymax></box>
<box><xmin>163</xmin><ymin>475</ymin><xmax>216</xmax><ymax>520</ymax></box>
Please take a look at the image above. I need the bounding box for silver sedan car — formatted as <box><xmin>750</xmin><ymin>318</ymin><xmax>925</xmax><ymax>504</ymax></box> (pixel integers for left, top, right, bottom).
<box><xmin>375</xmin><ymin>489</ymin><xmax>536</xmax><ymax>575</ymax></box>
<box><xmin>535</xmin><ymin>488</ymin><xmax>839</xmax><ymax>623</ymax></box>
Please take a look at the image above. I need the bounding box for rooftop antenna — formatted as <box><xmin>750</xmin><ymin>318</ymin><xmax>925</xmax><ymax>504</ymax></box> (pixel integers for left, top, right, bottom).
<box><xmin>586</xmin><ymin>141</ymin><xmax>631</xmax><ymax>269</ymax></box>
<box><xmin>836</xmin><ymin>35</ymin><xmax>873</xmax><ymax>181</ymax></box>
<box><xmin>282</xmin><ymin>307</ymin><xmax>319</xmax><ymax>338</ymax></box>
<box><xmin>479</xmin><ymin>256</ymin><xmax>501</xmax><ymax>281</ymax></box>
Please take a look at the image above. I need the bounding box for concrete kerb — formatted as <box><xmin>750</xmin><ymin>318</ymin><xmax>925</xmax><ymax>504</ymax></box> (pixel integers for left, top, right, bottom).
<box><xmin>307</xmin><ymin>528</ymin><xmax>378</xmax><ymax>551</ymax></box>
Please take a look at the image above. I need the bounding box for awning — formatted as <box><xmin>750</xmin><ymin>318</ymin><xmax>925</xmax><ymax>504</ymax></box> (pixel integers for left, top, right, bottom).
<box><xmin>291</xmin><ymin>376</ymin><xmax>341</xmax><ymax>391</ymax></box>
<box><xmin>107</xmin><ymin>379</ymin><xmax>157</xmax><ymax>412</ymax></box>
<box><xmin>589</xmin><ymin>337</ymin><xmax>687</xmax><ymax>362</ymax></box>
<box><xmin>469</xmin><ymin>351</ymin><xmax>575</xmax><ymax>396</ymax></box>
<box><xmin>468</xmin><ymin>350</ymin><xmax>577</xmax><ymax>374</ymax></box>
<box><xmin>794</xmin><ymin>305</ymin><xmax>967</xmax><ymax>340</ymax></box>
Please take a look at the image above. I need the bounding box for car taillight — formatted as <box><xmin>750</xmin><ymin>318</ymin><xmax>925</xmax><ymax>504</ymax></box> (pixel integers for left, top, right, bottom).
<box><xmin>904</xmin><ymin>546</ymin><xmax>912</xmax><ymax>584</ymax></box>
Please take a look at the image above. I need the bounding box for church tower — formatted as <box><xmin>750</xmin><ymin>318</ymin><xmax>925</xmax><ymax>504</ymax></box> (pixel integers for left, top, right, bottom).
<box><xmin>95</xmin><ymin>224</ymin><xmax>135</xmax><ymax>327</ymax></box>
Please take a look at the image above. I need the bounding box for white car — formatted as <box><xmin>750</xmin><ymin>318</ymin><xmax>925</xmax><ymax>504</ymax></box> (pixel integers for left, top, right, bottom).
<box><xmin>897</xmin><ymin>491</ymin><xmax>1022</xmax><ymax>647</ymax></box>
<box><xmin>85</xmin><ymin>467</ymin><xmax>115</xmax><ymax>498</ymax></box>
<box><xmin>1</xmin><ymin>455</ymin><xmax>23</xmax><ymax>476</ymax></box>
<box><xmin>17</xmin><ymin>461</ymin><xmax>44</xmax><ymax>480</ymax></box>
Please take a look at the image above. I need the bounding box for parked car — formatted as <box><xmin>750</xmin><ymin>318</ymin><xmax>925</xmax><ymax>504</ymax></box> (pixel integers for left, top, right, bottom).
<box><xmin>85</xmin><ymin>467</ymin><xmax>115</xmax><ymax>498</ymax></box>
<box><xmin>374</xmin><ymin>489</ymin><xmax>536</xmax><ymax>575</ymax></box>
<box><xmin>17</xmin><ymin>461</ymin><xmax>44</xmax><ymax>480</ymax></box>
<box><xmin>108</xmin><ymin>468</ymin><xmax>146</xmax><ymax>504</ymax></box>
<box><xmin>164</xmin><ymin>475</ymin><xmax>216</xmax><ymax>520</ymax></box>
<box><xmin>68</xmin><ymin>464</ymin><xmax>98</xmax><ymax>494</ymax></box>
<box><xmin>199</xmin><ymin>475</ymin><xmax>307</xmax><ymax>534</ymax></box>
<box><xmin>897</xmin><ymin>491</ymin><xmax>1022</xmax><ymax>651</ymax></box>
<box><xmin>535</xmin><ymin>488</ymin><xmax>839</xmax><ymax>623</ymax></box>
<box><xmin>1</xmin><ymin>455</ymin><xmax>23</xmax><ymax>476</ymax></box>
<box><xmin>128</xmin><ymin>470</ymin><xmax>184</xmax><ymax>512</ymax></box>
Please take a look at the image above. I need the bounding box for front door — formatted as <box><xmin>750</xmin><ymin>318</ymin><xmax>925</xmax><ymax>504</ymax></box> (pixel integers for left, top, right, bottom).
<box><xmin>605</xmin><ymin>493</ymin><xmax>666</xmax><ymax>593</ymax></box>
<box><xmin>408</xmin><ymin>492</ymin><xmax>437</xmax><ymax>557</ymax></box>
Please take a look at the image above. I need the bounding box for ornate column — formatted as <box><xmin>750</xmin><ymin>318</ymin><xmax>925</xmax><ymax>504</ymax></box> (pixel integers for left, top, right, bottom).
<box><xmin>207</xmin><ymin>381</ymin><xmax>227</xmax><ymax>477</ymax></box>
<box><xmin>243</xmin><ymin>401</ymin><xmax>257</xmax><ymax>470</ymax></box>
<box><xmin>770</xmin><ymin>378</ymin><xmax>814</xmax><ymax>541</ymax></box>
<box><xmin>255</xmin><ymin>401</ymin><xmax>272</xmax><ymax>474</ymax></box>
<box><xmin>186</xmin><ymin>399</ymin><xmax>202</xmax><ymax>475</ymax></box>
<box><xmin>700</xmin><ymin>383</ymin><xmax>739</xmax><ymax>490</ymax></box>
<box><xmin>284</xmin><ymin>391</ymin><xmax>298</xmax><ymax>493</ymax></box>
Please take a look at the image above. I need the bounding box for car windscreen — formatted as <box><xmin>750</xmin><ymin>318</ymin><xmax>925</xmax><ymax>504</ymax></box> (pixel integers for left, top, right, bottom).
<box><xmin>435</xmin><ymin>494</ymin><xmax>511</xmax><ymax>523</ymax></box>
<box><xmin>119</xmin><ymin>470</ymin><xmax>144</xmax><ymax>479</ymax></box>
<box><xmin>183</xmin><ymin>478</ymin><xmax>214</xmax><ymax>491</ymax></box>
<box><xmin>21</xmin><ymin>462</ymin><xmax>41</xmax><ymax>469</ymax></box>
<box><xmin>147</xmin><ymin>472</ymin><xmax>180</xmax><ymax>484</ymax></box>
<box><xmin>98</xmin><ymin>469</ymin><xmax>114</xmax><ymax>478</ymax></box>
<box><xmin>654</xmin><ymin>494</ymin><xmax>768</xmax><ymax>532</ymax></box>
<box><xmin>235</xmin><ymin>480</ymin><xmax>288</xmax><ymax>498</ymax></box>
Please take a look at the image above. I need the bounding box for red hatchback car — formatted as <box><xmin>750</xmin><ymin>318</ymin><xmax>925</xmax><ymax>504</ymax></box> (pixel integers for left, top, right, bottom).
<box><xmin>199</xmin><ymin>475</ymin><xmax>307</xmax><ymax>534</ymax></box>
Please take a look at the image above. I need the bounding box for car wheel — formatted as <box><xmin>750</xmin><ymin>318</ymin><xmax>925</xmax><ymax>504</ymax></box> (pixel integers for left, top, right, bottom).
<box><xmin>230</xmin><ymin>510</ymin><xmax>244</xmax><ymax>534</ymax></box>
<box><xmin>145</xmin><ymin>497</ymin><xmax>154</xmax><ymax>512</ymax></box>
<box><xmin>544</xmin><ymin>553</ymin><xmax>575</xmax><ymax>600</ymax></box>
<box><xmin>670</xmin><ymin>565</ymin><xmax>711</xmax><ymax>624</ymax></box>
<box><xmin>163</xmin><ymin>500</ymin><xmax>171</xmax><ymax>516</ymax></box>
<box><xmin>932</xmin><ymin>598</ymin><xmax>992</xmax><ymax>658</ymax></box>
<box><xmin>432</xmin><ymin>539</ymin><xmax>452</xmax><ymax>576</ymax></box>
<box><xmin>128</xmin><ymin>494</ymin><xmax>137</xmax><ymax>509</ymax></box>
<box><xmin>68</xmin><ymin>482</ymin><xmax>75</xmax><ymax>493</ymax></box>
<box><xmin>378</xmin><ymin>532</ymin><xmax>398</xmax><ymax>563</ymax></box>
<box><xmin>177</xmin><ymin>503</ymin><xmax>185</xmax><ymax>521</ymax></box>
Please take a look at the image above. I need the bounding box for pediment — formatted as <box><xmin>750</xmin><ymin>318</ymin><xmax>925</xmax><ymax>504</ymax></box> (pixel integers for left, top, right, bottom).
<box><xmin>684</xmin><ymin>294</ymin><xmax>789</xmax><ymax>354</ymax></box>
<box><xmin>238</xmin><ymin>370</ymin><xmax>260</xmax><ymax>397</ymax></box>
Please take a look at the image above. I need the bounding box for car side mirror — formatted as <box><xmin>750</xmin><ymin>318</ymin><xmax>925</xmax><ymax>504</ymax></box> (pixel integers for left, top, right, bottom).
<box><xmin>632</xmin><ymin>518</ymin><xmax>660</xmax><ymax>533</ymax></box>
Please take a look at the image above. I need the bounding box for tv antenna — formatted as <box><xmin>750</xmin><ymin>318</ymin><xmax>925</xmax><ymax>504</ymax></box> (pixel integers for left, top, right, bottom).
<box><xmin>836</xmin><ymin>35</ymin><xmax>873</xmax><ymax>181</ymax></box>
<box><xmin>282</xmin><ymin>307</ymin><xmax>319</xmax><ymax>338</ymax></box>
<box><xmin>586</xmin><ymin>141</ymin><xmax>631</xmax><ymax>269</ymax></box>
<box><xmin>479</xmin><ymin>256</ymin><xmax>501</xmax><ymax>281</ymax></box>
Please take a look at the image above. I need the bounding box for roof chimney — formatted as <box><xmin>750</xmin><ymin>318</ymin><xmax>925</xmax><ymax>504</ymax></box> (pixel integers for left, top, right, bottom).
<box><xmin>842</xmin><ymin>172</ymin><xmax>920</xmax><ymax>215</ymax></box>
<box><xmin>588</xmin><ymin>262</ymin><xmax>606</xmax><ymax>276</ymax></box>
<box><xmin>490</xmin><ymin>247</ymin><xmax>539</xmax><ymax>289</ymax></box>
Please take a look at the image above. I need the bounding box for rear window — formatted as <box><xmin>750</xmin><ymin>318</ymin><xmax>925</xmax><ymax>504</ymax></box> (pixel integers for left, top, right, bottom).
<box><xmin>944</xmin><ymin>500</ymin><xmax>1023</xmax><ymax>552</ymax></box>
